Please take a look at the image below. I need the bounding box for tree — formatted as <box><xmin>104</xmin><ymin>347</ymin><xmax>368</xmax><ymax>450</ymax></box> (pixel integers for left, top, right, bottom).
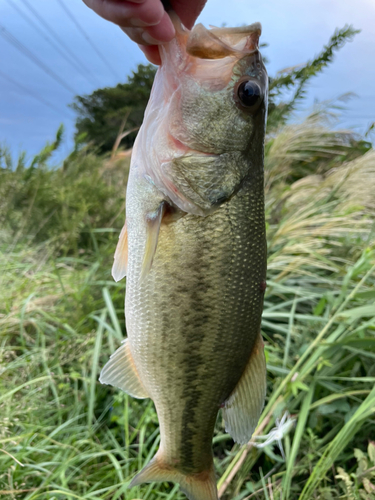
<box><xmin>70</xmin><ymin>64</ymin><xmax>156</xmax><ymax>153</ymax></box>
<box><xmin>71</xmin><ymin>26</ymin><xmax>359</xmax><ymax>153</ymax></box>
<box><xmin>267</xmin><ymin>25</ymin><xmax>360</xmax><ymax>131</ymax></box>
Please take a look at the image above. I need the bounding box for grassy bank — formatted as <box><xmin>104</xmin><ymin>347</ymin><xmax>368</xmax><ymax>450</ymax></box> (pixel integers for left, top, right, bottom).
<box><xmin>1</xmin><ymin>111</ymin><xmax>375</xmax><ymax>499</ymax></box>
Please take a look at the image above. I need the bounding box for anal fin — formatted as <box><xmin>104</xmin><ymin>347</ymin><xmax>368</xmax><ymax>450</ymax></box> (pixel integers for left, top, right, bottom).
<box><xmin>130</xmin><ymin>451</ymin><xmax>218</xmax><ymax>500</ymax></box>
<box><xmin>112</xmin><ymin>221</ymin><xmax>128</xmax><ymax>282</ymax></box>
<box><xmin>99</xmin><ymin>339</ymin><xmax>149</xmax><ymax>399</ymax></box>
<box><xmin>222</xmin><ymin>333</ymin><xmax>267</xmax><ymax>444</ymax></box>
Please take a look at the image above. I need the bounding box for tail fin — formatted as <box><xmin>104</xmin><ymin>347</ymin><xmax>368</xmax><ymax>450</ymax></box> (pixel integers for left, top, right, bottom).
<box><xmin>129</xmin><ymin>452</ymin><xmax>218</xmax><ymax>500</ymax></box>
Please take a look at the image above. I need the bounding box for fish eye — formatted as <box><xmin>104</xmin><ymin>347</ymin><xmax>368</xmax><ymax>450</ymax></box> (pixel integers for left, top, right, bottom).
<box><xmin>236</xmin><ymin>80</ymin><xmax>262</xmax><ymax>110</ymax></box>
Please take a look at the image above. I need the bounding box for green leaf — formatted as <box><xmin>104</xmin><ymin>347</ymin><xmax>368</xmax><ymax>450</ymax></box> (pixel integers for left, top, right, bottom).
<box><xmin>283</xmin><ymin>385</ymin><xmax>314</xmax><ymax>498</ymax></box>
<box><xmin>338</xmin><ymin>305</ymin><xmax>375</xmax><ymax>319</ymax></box>
<box><xmin>368</xmin><ymin>442</ymin><xmax>375</xmax><ymax>465</ymax></box>
<box><xmin>314</xmin><ymin>296</ymin><xmax>327</xmax><ymax>316</ymax></box>
<box><xmin>355</xmin><ymin>448</ymin><xmax>368</xmax><ymax>475</ymax></box>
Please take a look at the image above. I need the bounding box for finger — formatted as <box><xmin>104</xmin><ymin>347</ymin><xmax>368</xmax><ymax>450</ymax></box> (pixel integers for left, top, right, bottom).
<box><xmin>121</xmin><ymin>11</ymin><xmax>175</xmax><ymax>44</ymax></box>
<box><xmin>82</xmin><ymin>0</ymin><xmax>164</xmax><ymax>27</ymax></box>
<box><xmin>170</xmin><ymin>0</ymin><xmax>207</xmax><ymax>29</ymax></box>
<box><xmin>138</xmin><ymin>44</ymin><xmax>162</xmax><ymax>65</ymax></box>
<box><xmin>120</xmin><ymin>26</ymin><xmax>158</xmax><ymax>46</ymax></box>
<box><xmin>121</xmin><ymin>26</ymin><xmax>147</xmax><ymax>44</ymax></box>
<box><xmin>143</xmin><ymin>11</ymin><xmax>175</xmax><ymax>42</ymax></box>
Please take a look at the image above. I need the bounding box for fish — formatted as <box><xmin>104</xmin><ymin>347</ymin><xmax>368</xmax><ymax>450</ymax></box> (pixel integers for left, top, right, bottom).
<box><xmin>100</xmin><ymin>15</ymin><xmax>268</xmax><ymax>500</ymax></box>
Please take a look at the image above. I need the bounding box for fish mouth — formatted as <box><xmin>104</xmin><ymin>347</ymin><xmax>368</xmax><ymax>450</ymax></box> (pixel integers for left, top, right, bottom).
<box><xmin>160</xmin><ymin>15</ymin><xmax>264</xmax><ymax>90</ymax></box>
<box><xmin>165</xmin><ymin>12</ymin><xmax>262</xmax><ymax>59</ymax></box>
<box><xmin>186</xmin><ymin>22</ymin><xmax>262</xmax><ymax>59</ymax></box>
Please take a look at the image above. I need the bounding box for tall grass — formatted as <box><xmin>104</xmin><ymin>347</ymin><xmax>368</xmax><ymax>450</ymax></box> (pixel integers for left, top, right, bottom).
<box><xmin>0</xmin><ymin>110</ymin><xmax>374</xmax><ymax>499</ymax></box>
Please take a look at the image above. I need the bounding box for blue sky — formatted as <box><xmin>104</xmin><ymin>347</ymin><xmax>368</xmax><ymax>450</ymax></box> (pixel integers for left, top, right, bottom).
<box><xmin>0</xmin><ymin>0</ymin><xmax>374</xmax><ymax>164</ymax></box>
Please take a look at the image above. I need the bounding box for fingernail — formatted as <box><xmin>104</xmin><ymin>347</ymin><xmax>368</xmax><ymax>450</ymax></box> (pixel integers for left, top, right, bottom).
<box><xmin>130</xmin><ymin>17</ymin><xmax>154</xmax><ymax>27</ymax></box>
<box><xmin>142</xmin><ymin>32</ymin><xmax>162</xmax><ymax>45</ymax></box>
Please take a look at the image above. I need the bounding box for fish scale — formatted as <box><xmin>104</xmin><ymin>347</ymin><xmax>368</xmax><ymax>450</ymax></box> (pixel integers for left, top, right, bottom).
<box><xmin>125</xmin><ymin>169</ymin><xmax>266</xmax><ymax>473</ymax></box>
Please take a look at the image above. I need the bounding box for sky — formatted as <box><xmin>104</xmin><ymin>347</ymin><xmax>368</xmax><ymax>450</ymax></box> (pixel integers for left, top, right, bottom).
<box><xmin>0</xmin><ymin>0</ymin><xmax>374</xmax><ymax>165</ymax></box>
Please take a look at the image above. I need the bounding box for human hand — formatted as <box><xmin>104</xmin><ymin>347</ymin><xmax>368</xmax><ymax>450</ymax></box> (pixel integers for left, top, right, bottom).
<box><xmin>82</xmin><ymin>0</ymin><xmax>207</xmax><ymax>65</ymax></box>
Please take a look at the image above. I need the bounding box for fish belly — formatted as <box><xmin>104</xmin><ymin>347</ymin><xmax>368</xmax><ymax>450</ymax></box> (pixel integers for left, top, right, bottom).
<box><xmin>125</xmin><ymin>172</ymin><xmax>266</xmax><ymax>474</ymax></box>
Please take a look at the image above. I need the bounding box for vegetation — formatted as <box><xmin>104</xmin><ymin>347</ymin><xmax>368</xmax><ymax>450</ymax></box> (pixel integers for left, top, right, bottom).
<box><xmin>70</xmin><ymin>64</ymin><xmax>156</xmax><ymax>153</ymax></box>
<box><xmin>1</xmin><ymin>105</ymin><xmax>374</xmax><ymax>499</ymax></box>
<box><xmin>266</xmin><ymin>25</ymin><xmax>360</xmax><ymax>132</ymax></box>
<box><xmin>1</xmin><ymin>24</ymin><xmax>375</xmax><ymax>500</ymax></box>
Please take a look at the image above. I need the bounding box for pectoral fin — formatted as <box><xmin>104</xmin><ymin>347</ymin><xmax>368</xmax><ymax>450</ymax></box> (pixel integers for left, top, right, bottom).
<box><xmin>141</xmin><ymin>202</ymin><xmax>166</xmax><ymax>280</ymax></box>
<box><xmin>222</xmin><ymin>333</ymin><xmax>267</xmax><ymax>444</ymax></box>
<box><xmin>112</xmin><ymin>221</ymin><xmax>128</xmax><ymax>282</ymax></box>
<box><xmin>99</xmin><ymin>339</ymin><xmax>149</xmax><ymax>399</ymax></box>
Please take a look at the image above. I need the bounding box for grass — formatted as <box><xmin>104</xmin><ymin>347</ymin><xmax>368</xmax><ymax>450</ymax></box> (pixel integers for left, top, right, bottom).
<box><xmin>0</xmin><ymin>109</ymin><xmax>374</xmax><ymax>499</ymax></box>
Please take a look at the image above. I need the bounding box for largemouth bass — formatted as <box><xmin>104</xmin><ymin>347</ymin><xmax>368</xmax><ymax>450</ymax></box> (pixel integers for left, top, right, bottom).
<box><xmin>100</xmin><ymin>16</ymin><xmax>268</xmax><ymax>500</ymax></box>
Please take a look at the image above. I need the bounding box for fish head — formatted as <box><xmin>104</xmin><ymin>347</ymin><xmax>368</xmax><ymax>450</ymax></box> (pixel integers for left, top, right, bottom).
<box><xmin>135</xmin><ymin>17</ymin><xmax>268</xmax><ymax>214</ymax></box>
<box><xmin>158</xmin><ymin>17</ymin><xmax>268</xmax><ymax>153</ymax></box>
